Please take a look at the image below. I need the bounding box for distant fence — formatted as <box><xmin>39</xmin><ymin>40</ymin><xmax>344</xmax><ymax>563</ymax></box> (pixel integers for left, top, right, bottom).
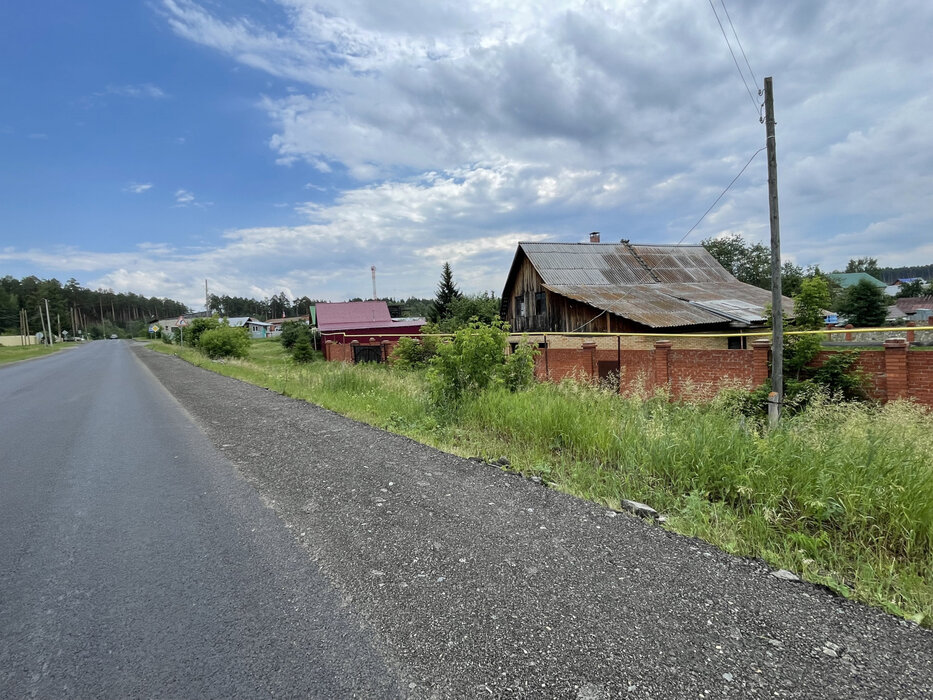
<box><xmin>0</xmin><ymin>335</ymin><xmax>38</xmax><ymax>347</ymax></box>
<box><xmin>323</xmin><ymin>327</ymin><xmax>933</xmax><ymax>407</ymax></box>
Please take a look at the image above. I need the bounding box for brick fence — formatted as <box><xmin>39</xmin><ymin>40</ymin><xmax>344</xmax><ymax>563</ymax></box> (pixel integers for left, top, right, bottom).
<box><xmin>323</xmin><ymin>335</ymin><xmax>933</xmax><ymax>407</ymax></box>
<box><xmin>324</xmin><ymin>339</ymin><xmax>398</xmax><ymax>363</ymax></box>
<box><xmin>531</xmin><ymin>337</ymin><xmax>933</xmax><ymax>406</ymax></box>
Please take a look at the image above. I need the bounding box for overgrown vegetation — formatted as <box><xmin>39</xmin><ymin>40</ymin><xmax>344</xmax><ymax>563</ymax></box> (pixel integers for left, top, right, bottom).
<box><xmin>0</xmin><ymin>344</ymin><xmax>64</xmax><ymax>365</ymax></box>
<box><xmin>151</xmin><ymin>329</ymin><xmax>933</xmax><ymax>626</ymax></box>
<box><xmin>741</xmin><ymin>278</ymin><xmax>871</xmax><ymax>418</ymax></box>
<box><xmin>199</xmin><ymin>324</ymin><xmax>251</xmax><ymax>359</ymax></box>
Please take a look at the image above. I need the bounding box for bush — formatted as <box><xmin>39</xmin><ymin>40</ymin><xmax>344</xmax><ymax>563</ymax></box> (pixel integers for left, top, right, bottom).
<box><xmin>198</xmin><ymin>325</ymin><xmax>250</xmax><ymax>359</ymax></box>
<box><xmin>291</xmin><ymin>338</ymin><xmax>315</xmax><ymax>363</ymax></box>
<box><xmin>426</xmin><ymin>320</ymin><xmax>537</xmax><ymax>406</ymax></box>
<box><xmin>187</xmin><ymin>317</ymin><xmax>220</xmax><ymax>346</ymax></box>
<box><xmin>279</xmin><ymin>320</ymin><xmax>309</xmax><ymax>350</ymax></box>
<box><xmin>503</xmin><ymin>339</ymin><xmax>538</xmax><ymax>392</ymax></box>
<box><xmin>391</xmin><ymin>334</ymin><xmax>439</xmax><ymax>368</ymax></box>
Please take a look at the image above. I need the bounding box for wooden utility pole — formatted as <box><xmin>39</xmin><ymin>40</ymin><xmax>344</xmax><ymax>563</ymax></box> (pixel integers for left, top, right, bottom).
<box><xmin>764</xmin><ymin>76</ymin><xmax>783</xmax><ymax>426</ymax></box>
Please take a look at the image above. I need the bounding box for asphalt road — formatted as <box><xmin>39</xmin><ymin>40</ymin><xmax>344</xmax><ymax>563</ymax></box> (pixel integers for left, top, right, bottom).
<box><xmin>3</xmin><ymin>342</ymin><xmax>932</xmax><ymax>699</ymax></box>
<box><xmin>0</xmin><ymin>341</ymin><xmax>399</xmax><ymax>698</ymax></box>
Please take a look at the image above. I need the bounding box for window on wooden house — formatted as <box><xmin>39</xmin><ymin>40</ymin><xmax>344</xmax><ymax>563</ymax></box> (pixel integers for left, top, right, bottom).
<box><xmin>727</xmin><ymin>336</ymin><xmax>746</xmax><ymax>350</ymax></box>
<box><xmin>515</xmin><ymin>294</ymin><xmax>526</xmax><ymax>317</ymax></box>
<box><xmin>534</xmin><ymin>292</ymin><xmax>546</xmax><ymax>316</ymax></box>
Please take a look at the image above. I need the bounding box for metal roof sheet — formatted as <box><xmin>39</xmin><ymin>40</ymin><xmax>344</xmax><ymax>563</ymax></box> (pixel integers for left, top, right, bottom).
<box><xmin>543</xmin><ymin>284</ymin><xmax>728</xmax><ymax>328</ymax></box>
<box><xmin>509</xmin><ymin>242</ymin><xmax>794</xmax><ymax>328</ymax></box>
<box><xmin>316</xmin><ymin>301</ymin><xmax>393</xmax><ymax>330</ymax></box>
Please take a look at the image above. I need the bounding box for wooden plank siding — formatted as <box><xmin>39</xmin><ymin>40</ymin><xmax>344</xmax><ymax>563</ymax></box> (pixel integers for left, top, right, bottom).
<box><xmin>503</xmin><ymin>256</ymin><xmax>649</xmax><ymax>334</ymax></box>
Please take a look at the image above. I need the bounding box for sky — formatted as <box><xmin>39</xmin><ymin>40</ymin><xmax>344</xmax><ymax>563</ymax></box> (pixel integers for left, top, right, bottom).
<box><xmin>1</xmin><ymin>0</ymin><xmax>931</xmax><ymax>310</ymax></box>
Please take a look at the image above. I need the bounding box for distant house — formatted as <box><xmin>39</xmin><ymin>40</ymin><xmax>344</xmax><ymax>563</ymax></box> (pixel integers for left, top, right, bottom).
<box><xmin>225</xmin><ymin>317</ymin><xmax>272</xmax><ymax>338</ymax></box>
<box><xmin>885</xmin><ymin>277</ymin><xmax>927</xmax><ymax>297</ymax></box>
<box><xmin>886</xmin><ymin>296</ymin><xmax>933</xmax><ymax>324</ymax></box>
<box><xmin>828</xmin><ymin>272</ymin><xmax>887</xmax><ymax>289</ymax></box>
<box><xmin>500</xmin><ymin>239</ymin><xmax>793</xmax><ymax>346</ymax></box>
<box><xmin>267</xmin><ymin>314</ymin><xmax>312</xmax><ymax>334</ymax></box>
<box><xmin>317</xmin><ymin>301</ymin><xmax>426</xmax><ymax>343</ymax></box>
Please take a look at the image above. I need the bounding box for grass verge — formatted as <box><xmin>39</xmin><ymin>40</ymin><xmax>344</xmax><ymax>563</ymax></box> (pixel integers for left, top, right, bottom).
<box><xmin>0</xmin><ymin>344</ymin><xmax>66</xmax><ymax>365</ymax></box>
<box><xmin>150</xmin><ymin>339</ymin><xmax>933</xmax><ymax>626</ymax></box>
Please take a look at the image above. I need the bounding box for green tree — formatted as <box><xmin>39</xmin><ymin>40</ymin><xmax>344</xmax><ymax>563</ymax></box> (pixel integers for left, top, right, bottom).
<box><xmin>701</xmin><ymin>234</ymin><xmax>770</xmax><ymax>289</ymax></box>
<box><xmin>896</xmin><ymin>280</ymin><xmax>924</xmax><ymax>298</ymax></box>
<box><xmin>431</xmin><ymin>262</ymin><xmax>462</xmax><ymax>321</ymax></box>
<box><xmin>785</xmin><ymin>277</ymin><xmax>830</xmax><ymax>379</ymax></box>
<box><xmin>844</xmin><ymin>257</ymin><xmax>881</xmax><ymax>278</ymax></box>
<box><xmin>279</xmin><ymin>320</ymin><xmax>309</xmax><ymax>350</ymax></box>
<box><xmin>290</xmin><ymin>336</ymin><xmax>315</xmax><ymax>363</ymax></box>
<box><xmin>780</xmin><ymin>261</ymin><xmax>805</xmax><ymax>298</ymax></box>
<box><xmin>838</xmin><ymin>279</ymin><xmax>887</xmax><ymax>327</ymax></box>
<box><xmin>433</xmin><ymin>292</ymin><xmax>502</xmax><ymax>332</ymax></box>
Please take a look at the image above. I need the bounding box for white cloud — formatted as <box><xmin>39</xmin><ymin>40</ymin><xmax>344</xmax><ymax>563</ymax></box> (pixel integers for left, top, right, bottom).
<box><xmin>173</xmin><ymin>189</ymin><xmax>212</xmax><ymax>208</ymax></box>
<box><xmin>7</xmin><ymin>1</ymin><xmax>933</xmax><ymax>309</ymax></box>
<box><xmin>99</xmin><ymin>83</ymin><xmax>167</xmax><ymax>99</ymax></box>
<box><xmin>125</xmin><ymin>182</ymin><xmax>153</xmax><ymax>194</ymax></box>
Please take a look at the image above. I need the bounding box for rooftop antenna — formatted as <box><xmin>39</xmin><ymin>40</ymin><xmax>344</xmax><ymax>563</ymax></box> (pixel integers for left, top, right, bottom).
<box><xmin>371</xmin><ymin>265</ymin><xmax>377</xmax><ymax>300</ymax></box>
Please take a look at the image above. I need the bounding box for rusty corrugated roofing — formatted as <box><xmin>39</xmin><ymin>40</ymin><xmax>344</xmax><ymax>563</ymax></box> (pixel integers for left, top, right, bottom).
<box><xmin>509</xmin><ymin>241</ymin><xmax>793</xmax><ymax>328</ymax></box>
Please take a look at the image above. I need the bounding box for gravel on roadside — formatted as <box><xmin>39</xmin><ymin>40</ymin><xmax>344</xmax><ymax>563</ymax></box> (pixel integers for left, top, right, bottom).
<box><xmin>134</xmin><ymin>346</ymin><xmax>933</xmax><ymax>700</ymax></box>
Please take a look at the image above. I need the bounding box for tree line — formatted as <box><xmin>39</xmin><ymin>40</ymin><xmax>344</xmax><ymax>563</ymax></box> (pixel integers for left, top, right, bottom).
<box><xmin>700</xmin><ymin>234</ymin><xmax>933</xmax><ymax>327</ymax></box>
<box><xmin>0</xmin><ymin>275</ymin><xmax>189</xmax><ymax>339</ymax></box>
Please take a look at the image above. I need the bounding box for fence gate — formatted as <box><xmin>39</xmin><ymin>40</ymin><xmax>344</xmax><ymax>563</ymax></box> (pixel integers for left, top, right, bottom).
<box><xmin>353</xmin><ymin>345</ymin><xmax>384</xmax><ymax>364</ymax></box>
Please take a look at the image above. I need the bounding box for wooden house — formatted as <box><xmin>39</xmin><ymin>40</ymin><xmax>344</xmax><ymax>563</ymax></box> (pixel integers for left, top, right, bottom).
<box><xmin>500</xmin><ymin>239</ymin><xmax>792</xmax><ymax>341</ymax></box>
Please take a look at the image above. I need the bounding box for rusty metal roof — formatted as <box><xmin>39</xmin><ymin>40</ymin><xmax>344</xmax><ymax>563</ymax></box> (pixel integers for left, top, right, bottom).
<box><xmin>508</xmin><ymin>241</ymin><xmax>793</xmax><ymax>328</ymax></box>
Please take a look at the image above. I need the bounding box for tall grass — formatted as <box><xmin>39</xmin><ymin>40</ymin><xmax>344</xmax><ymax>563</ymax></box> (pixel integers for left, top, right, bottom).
<box><xmin>151</xmin><ymin>340</ymin><xmax>933</xmax><ymax>625</ymax></box>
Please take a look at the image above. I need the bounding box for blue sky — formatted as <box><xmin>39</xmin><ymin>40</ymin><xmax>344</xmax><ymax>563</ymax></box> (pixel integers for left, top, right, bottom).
<box><xmin>2</xmin><ymin>1</ymin><xmax>932</xmax><ymax>309</ymax></box>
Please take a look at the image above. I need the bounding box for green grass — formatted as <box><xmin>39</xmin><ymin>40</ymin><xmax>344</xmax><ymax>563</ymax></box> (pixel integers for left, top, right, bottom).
<box><xmin>151</xmin><ymin>339</ymin><xmax>933</xmax><ymax>626</ymax></box>
<box><xmin>0</xmin><ymin>343</ymin><xmax>66</xmax><ymax>364</ymax></box>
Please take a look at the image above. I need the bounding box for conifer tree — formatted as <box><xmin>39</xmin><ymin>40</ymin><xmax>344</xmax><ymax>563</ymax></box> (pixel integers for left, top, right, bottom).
<box><xmin>431</xmin><ymin>262</ymin><xmax>462</xmax><ymax>321</ymax></box>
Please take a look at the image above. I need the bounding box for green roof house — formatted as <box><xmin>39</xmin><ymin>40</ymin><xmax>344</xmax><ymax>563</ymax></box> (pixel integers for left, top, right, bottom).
<box><xmin>828</xmin><ymin>272</ymin><xmax>886</xmax><ymax>288</ymax></box>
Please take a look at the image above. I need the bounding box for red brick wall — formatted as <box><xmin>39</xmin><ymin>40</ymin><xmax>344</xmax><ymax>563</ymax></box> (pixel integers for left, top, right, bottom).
<box><xmin>810</xmin><ymin>350</ymin><xmax>886</xmax><ymax>401</ymax></box>
<box><xmin>669</xmin><ymin>350</ymin><xmax>756</xmax><ymax>399</ymax></box>
<box><xmin>537</xmin><ymin>348</ymin><xmax>595</xmax><ymax>382</ymax></box>
<box><xmin>907</xmin><ymin>351</ymin><xmax>933</xmax><ymax>405</ymax></box>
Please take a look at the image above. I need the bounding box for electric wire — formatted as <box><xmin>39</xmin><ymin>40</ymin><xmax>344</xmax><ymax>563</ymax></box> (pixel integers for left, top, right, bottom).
<box><xmin>708</xmin><ymin>0</ymin><xmax>760</xmax><ymax>118</ymax></box>
<box><xmin>720</xmin><ymin>0</ymin><xmax>763</xmax><ymax>120</ymax></box>
<box><xmin>720</xmin><ymin>0</ymin><xmax>759</xmax><ymax>90</ymax></box>
<box><xmin>677</xmin><ymin>146</ymin><xmax>766</xmax><ymax>244</ymax></box>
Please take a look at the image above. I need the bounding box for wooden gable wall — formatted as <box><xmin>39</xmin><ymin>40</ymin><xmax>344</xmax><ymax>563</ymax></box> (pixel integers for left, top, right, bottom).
<box><xmin>502</xmin><ymin>255</ymin><xmax>648</xmax><ymax>334</ymax></box>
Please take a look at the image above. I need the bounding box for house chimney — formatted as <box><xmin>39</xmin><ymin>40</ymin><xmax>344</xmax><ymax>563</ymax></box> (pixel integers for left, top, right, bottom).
<box><xmin>589</xmin><ymin>231</ymin><xmax>600</xmax><ymax>243</ymax></box>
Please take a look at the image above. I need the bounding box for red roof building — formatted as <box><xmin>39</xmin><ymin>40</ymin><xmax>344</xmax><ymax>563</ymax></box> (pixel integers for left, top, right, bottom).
<box><xmin>316</xmin><ymin>301</ymin><xmax>426</xmax><ymax>343</ymax></box>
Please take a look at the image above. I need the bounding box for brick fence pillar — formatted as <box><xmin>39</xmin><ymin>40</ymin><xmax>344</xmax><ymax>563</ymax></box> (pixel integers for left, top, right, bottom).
<box><xmin>581</xmin><ymin>340</ymin><xmax>597</xmax><ymax>381</ymax></box>
<box><xmin>325</xmin><ymin>340</ymin><xmax>334</xmax><ymax>361</ymax></box>
<box><xmin>845</xmin><ymin>324</ymin><xmax>854</xmax><ymax>342</ymax></box>
<box><xmin>883</xmin><ymin>337</ymin><xmax>909</xmax><ymax>401</ymax></box>
<box><xmin>752</xmin><ymin>339</ymin><xmax>771</xmax><ymax>386</ymax></box>
<box><xmin>906</xmin><ymin>321</ymin><xmax>916</xmax><ymax>344</ymax></box>
<box><xmin>653</xmin><ymin>340</ymin><xmax>672</xmax><ymax>389</ymax></box>
<box><xmin>381</xmin><ymin>339</ymin><xmax>391</xmax><ymax>362</ymax></box>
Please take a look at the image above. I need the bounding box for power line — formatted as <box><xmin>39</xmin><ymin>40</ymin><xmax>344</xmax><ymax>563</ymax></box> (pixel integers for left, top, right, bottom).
<box><xmin>721</xmin><ymin>0</ymin><xmax>759</xmax><ymax>90</ymax></box>
<box><xmin>708</xmin><ymin>0</ymin><xmax>760</xmax><ymax>118</ymax></box>
<box><xmin>677</xmin><ymin>146</ymin><xmax>766</xmax><ymax>245</ymax></box>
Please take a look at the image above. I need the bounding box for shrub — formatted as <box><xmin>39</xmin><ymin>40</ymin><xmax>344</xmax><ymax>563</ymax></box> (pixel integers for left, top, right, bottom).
<box><xmin>187</xmin><ymin>317</ymin><xmax>220</xmax><ymax>346</ymax></box>
<box><xmin>279</xmin><ymin>320</ymin><xmax>309</xmax><ymax>350</ymax></box>
<box><xmin>426</xmin><ymin>320</ymin><xmax>537</xmax><ymax>406</ymax></box>
<box><xmin>198</xmin><ymin>325</ymin><xmax>250</xmax><ymax>359</ymax></box>
<box><xmin>391</xmin><ymin>334</ymin><xmax>439</xmax><ymax>368</ymax></box>
<box><xmin>503</xmin><ymin>339</ymin><xmax>538</xmax><ymax>392</ymax></box>
<box><xmin>291</xmin><ymin>337</ymin><xmax>315</xmax><ymax>363</ymax></box>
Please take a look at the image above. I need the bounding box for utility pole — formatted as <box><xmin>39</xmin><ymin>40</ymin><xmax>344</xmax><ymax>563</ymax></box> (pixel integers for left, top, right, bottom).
<box><xmin>45</xmin><ymin>299</ymin><xmax>54</xmax><ymax>344</ymax></box>
<box><xmin>764</xmin><ymin>76</ymin><xmax>783</xmax><ymax>426</ymax></box>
